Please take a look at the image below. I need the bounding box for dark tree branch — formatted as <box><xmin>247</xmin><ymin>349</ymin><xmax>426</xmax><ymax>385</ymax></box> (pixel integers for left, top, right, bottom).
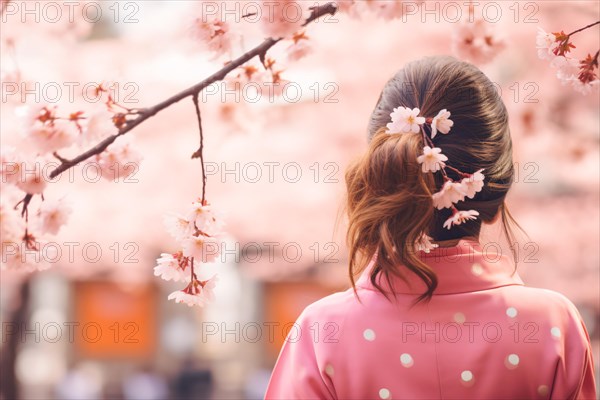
<box><xmin>16</xmin><ymin>2</ymin><xmax>338</xmax><ymax>214</ymax></box>
<box><xmin>567</xmin><ymin>20</ymin><xmax>600</xmax><ymax>37</ymax></box>
<box><xmin>45</xmin><ymin>2</ymin><xmax>337</xmax><ymax>181</ymax></box>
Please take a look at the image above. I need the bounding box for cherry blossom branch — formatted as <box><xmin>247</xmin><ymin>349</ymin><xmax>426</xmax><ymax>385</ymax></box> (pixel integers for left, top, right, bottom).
<box><xmin>567</xmin><ymin>20</ymin><xmax>600</xmax><ymax>37</ymax></box>
<box><xmin>17</xmin><ymin>2</ymin><xmax>338</xmax><ymax>215</ymax></box>
<box><xmin>191</xmin><ymin>94</ymin><xmax>207</xmax><ymax>204</ymax></box>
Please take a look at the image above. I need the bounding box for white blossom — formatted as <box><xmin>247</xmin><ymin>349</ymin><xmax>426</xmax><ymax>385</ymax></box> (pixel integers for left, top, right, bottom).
<box><xmin>37</xmin><ymin>199</ymin><xmax>72</xmax><ymax>235</ymax></box>
<box><xmin>415</xmin><ymin>233</ymin><xmax>438</xmax><ymax>253</ymax></box>
<box><xmin>154</xmin><ymin>253</ymin><xmax>190</xmax><ymax>282</ymax></box>
<box><xmin>95</xmin><ymin>135</ymin><xmax>143</xmax><ymax>181</ymax></box>
<box><xmin>460</xmin><ymin>169</ymin><xmax>485</xmax><ymax>199</ymax></box>
<box><xmin>431</xmin><ymin>109</ymin><xmax>454</xmax><ymax>139</ymax></box>
<box><xmin>432</xmin><ymin>181</ymin><xmax>467</xmax><ymax>209</ymax></box>
<box><xmin>417</xmin><ymin>146</ymin><xmax>448</xmax><ymax>173</ymax></box>
<box><xmin>443</xmin><ymin>210</ymin><xmax>480</xmax><ymax>230</ymax></box>
<box><xmin>387</xmin><ymin>107</ymin><xmax>425</xmax><ymax>134</ymax></box>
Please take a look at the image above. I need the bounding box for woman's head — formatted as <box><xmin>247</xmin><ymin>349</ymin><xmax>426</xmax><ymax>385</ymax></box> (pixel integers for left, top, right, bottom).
<box><xmin>346</xmin><ymin>55</ymin><xmax>523</xmax><ymax>302</ymax></box>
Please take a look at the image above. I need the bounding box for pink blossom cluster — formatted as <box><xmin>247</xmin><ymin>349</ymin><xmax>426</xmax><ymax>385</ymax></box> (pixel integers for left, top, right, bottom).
<box><xmin>225</xmin><ymin>56</ymin><xmax>296</xmax><ymax>97</ymax></box>
<box><xmin>1</xmin><ymin>86</ymin><xmax>143</xmax><ymax>271</ymax></box>
<box><xmin>386</xmin><ymin>107</ymin><xmax>485</xmax><ymax>251</ymax></box>
<box><xmin>154</xmin><ymin>200</ymin><xmax>225</xmax><ymax>307</ymax></box>
<box><xmin>536</xmin><ymin>27</ymin><xmax>599</xmax><ymax>95</ymax></box>
<box><xmin>451</xmin><ymin>19</ymin><xmax>506</xmax><ymax>65</ymax></box>
<box><xmin>190</xmin><ymin>1</ymin><xmax>313</xmax><ymax>63</ymax></box>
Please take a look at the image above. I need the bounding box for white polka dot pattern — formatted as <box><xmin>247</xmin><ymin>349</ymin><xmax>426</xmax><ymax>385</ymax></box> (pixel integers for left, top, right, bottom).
<box><xmin>537</xmin><ymin>385</ymin><xmax>549</xmax><ymax>396</ymax></box>
<box><xmin>363</xmin><ymin>329</ymin><xmax>376</xmax><ymax>341</ymax></box>
<box><xmin>379</xmin><ymin>388</ymin><xmax>391</xmax><ymax>399</ymax></box>
<box><xmin>453</xmin><ymin>312</ymin><xmax>466</xmax><ymax>324</ymax></box>
<box><xmin>506</xmin><ymin>307</ymin><xmax>518</xmax><ymax>318</ymax></box>
<box><xmin>461</xmin><ymin>370</ymin><xmax>473</xmax><ymax>382</ymax></box>
<box><xmin>324</xmin><ymin>364</ymin><xmax>334</xmax><ymax>377</ymax></box>
<box><xmin>505</xmin><ymin>354</ymin><xmax>520</xmax><ymax>369</ymax></box>
<box><xmin>471</xmin><ymin>263</ymin><xmax>484</xmax><ymax>276</ymax></box>
<box><xmin>400</xmin><ymin>353</ymin><xmax>414</xmax><ymax>368</ymax></box>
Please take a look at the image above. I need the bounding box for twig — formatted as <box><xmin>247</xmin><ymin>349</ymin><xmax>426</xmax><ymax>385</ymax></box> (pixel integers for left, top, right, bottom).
<box><xmin>191</xmin><ymin>94</ymin><xmax>207</xmax><ymax>204</ymax></box>
<box><xmin>567</xmin><ymin>20</ymin><xmax>600</xmax><ymax>37</ymax></box>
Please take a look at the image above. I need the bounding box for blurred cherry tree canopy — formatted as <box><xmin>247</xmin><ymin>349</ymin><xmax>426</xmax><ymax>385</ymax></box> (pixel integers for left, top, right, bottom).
<box><xmin>0</xmin><ymin>0</ymin><xmax>598</xmax><ymax>306</ymax></box>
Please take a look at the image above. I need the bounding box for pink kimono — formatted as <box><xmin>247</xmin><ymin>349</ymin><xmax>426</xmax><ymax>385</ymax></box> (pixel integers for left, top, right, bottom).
<box><xmin>265</xmin><ymin>239</ymin><xmax>597</xmax><ymax>399</ymax></box>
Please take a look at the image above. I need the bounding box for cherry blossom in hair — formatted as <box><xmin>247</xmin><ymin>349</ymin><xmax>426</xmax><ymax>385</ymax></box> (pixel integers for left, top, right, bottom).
<box><xmin>385</xmin><ymin>107</ymin><xmax>486</xmax><ymax>248</ymax></box>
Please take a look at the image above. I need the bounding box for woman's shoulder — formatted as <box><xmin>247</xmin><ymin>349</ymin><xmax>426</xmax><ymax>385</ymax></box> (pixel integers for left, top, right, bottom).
<box><xmin>500</xmin><ymin>284</ymin><xmax>591</xmax><ymax>340</ymax></box>
<box><xmin>298</xmin><ymin>288</ymin><xmax>357</xmax><ymax>321</ymax></box>
<box><xmin>506</xmin><ymin>284</ymin><xmax>585</xmax><ymax>318</ymax></box>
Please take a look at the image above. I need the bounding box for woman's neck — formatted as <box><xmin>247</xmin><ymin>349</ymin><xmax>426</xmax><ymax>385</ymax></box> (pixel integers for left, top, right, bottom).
<box><xmin>435</xmin><ymin>235</ymin><xmax>479</xmax><ymax>248</ymax></box>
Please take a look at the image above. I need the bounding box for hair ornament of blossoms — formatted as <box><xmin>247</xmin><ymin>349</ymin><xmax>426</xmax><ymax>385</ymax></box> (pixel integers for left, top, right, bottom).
<box><xmin>386</xmin><ymin>107</ymin><xmax>485</xmax><ymax>234</ymax></box>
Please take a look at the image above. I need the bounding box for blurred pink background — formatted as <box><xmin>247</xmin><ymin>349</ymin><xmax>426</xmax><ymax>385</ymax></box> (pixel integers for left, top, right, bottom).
<box><xmin>1</xmin><ymin>1</ymin><xmax>598</xmax><ymax>399</ymax></box>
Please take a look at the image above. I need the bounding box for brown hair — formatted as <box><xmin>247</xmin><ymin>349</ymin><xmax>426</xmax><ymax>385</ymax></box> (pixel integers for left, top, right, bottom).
<box><xmin>346</xmin><ymin>56</ymin><xmax>525</xmax><ymax>303</ymax></box>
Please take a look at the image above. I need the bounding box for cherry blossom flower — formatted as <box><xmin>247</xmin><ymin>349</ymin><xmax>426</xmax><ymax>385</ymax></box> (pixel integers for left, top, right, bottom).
<box><xmin>460</xmin><ymin>169</ymin><xmax>485</xmax><ymax>199</ymax></box>
<box><xmin>199</xmin><ymin>275</ymin><xmax>218</xmax><ymax>303</ymax></box>
<box><xmin>260</xmin><ymin>0</ymin><xmax>309</xmax><ymax>39</ymax></box>
<box><xmin>225</xmin><ymin>64</ymin><xmax>266</xmax><ymax>90</ymax></box>
<box><xmin>571</xmin><ymin>53</ymin><xmax>600</xmax><ymax>95</ymax></box>
<box><xmin>167</xmin><ymin>290</ymin><xmax>201</xmax><ymax>307</ymax></box>
<box><xmin>95</xmin><ymin>135</ymin><xmax>143</xmax><ymax>180</ymax></box>
<box><xmin>551</xmin><ymin>56</ymin><xmax>580</xmax><ymax>83</ymax></box>
<box><xmin>82</xmin><ymin>110</ymin><xmax>119</xmax><ymax>145</ymax></box>
<box><xmin>417</xmin><ymin>146</ymin><xmax>447</xmax><ymax>173</ymax></box>
<box><xmin>415</xmin><ymin>233</ymin><xmax>438</xmax><ymax>254</ymax></box>
<box><xmin>187</xmin><ymin>202</ymin><xmax>224</xmax><ymax>237</ymax></box>
<box><xmin>164</xmin><ymin>213</ymin><xmax>194</xmax><ymax>243</ymax></box>
<box><xmin>551</xmin><ymin>30</ymin><xmax>576</xmax><ymax>57</ymax></box>
<box><xmin>546</xmin><ymin>54</ymin><xmax>599</xmax><ymax>95</ymax></box>
<box><xmin>25</xmin><ymin>120</ymin><xmax>78</xmax><ymax>154</ymax></box>
<box><xmin>286</xmin><ymin>31</ymin><xmax>312</xmax><ymax>62</ymax></box>
<box><xmin>536</xmin><ymin>27</ymin><xmax>558</xmax><ymax>60</ymax></box>
<box><xmin>431</xmin><ymin>109</ymin><xmax>454</xmax><ymax>139</ymax></box>
<box><xmin>443</xmin><ymin>209</ymin><xmax>480</xmax><ymax>230</ymax></box>
<box><xmin>432</xmin><ymin>180</ymin><xmax>467</xmax><ymax>209</ymax></box>
<box><xmin>15</xmin><ymin>159</ymin><xmax>47</xmax><ymax>194</ymax></box>
<box><xmin>577</xmin><ymin>53</ymin><xmax>599</xmax><ymax>83</ymax></box>
<box><xmin>387</xmin><ymin>107</ymin><xmax>425</xmax><ymax>134</ymax></box>
<box><xmin>16</xmin><ymin>103</ymin><xmax>54</xmax><ymax>127</ymax></box>
<box><xmin>167</xmin><ymin>275</ymin><xmax>218</xmax><ymax>307</ymax></box>
<box><xmin>182</xmin><ymin>234</ymin><xmax>221</xmax><ymax>263</ymax></box>
<box><xmin>154</xmin><ymin>252</ymin><xmax>190</xmax><ymax>282</ymax></box>
<box><xmin>85</xmin><ymin>81</ymin><xmax>116</xmax><ymax>101</ymax></box>
<box><xmin>37</xmin><ymin>199</ymin><xmax>72</xmax><ymax>235</ymax></box>
<box><xmin>452</xmin><ymin>19</ymin><xmax>505</xmax><ymax>65</ymax></box>
<box><xmin>264</xmin><ymin>69</ymin><xmax>290</xmax><ymax>97</ymax></box>
<box><xmin>191</xmin><ymin>16</ymin><xmax>233</xmax><ymax>56</ymax></box>
<box><xmin>1</xmin><ymin>232</ymin><xmax>54</xmax><ymax>272</ymax></box>
<box><xmin>570</xmin><ymin>78</ymin><xmax>599</xmax><ymax>95</ymax></box>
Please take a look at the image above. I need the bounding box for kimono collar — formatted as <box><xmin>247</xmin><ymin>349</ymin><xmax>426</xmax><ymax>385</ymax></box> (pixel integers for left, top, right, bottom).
<box><xmin>355</xmin><ymin>239</ymin><xmax>524</xmax><ymax>295</ymax></box>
